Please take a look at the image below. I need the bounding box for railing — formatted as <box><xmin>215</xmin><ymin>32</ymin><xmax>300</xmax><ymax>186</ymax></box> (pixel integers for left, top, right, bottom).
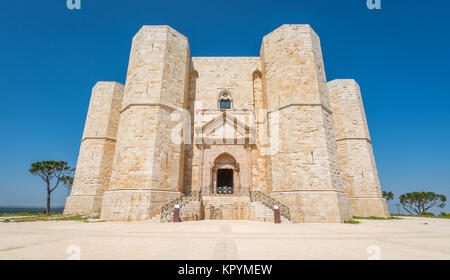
<box><xmin>159</xmin><ymin>189</ymin><xmax>290</xmax><ymax>221</ymax></box>
<box><xmin>216</xmin><ymin>186</ymin><xmax>234</xmax><ymax>194</ymax></box>
<box><xmin>160</xmin><ymin>191</ymin><xmax>201</xmax><ymax>222</ymax></box>
<box><xmin>202</xmin><ymin>186</ymin><xmax>250</xmax><ymax>196</ymax></box>
<box><xmin>249</xmin><ymin>191</ymin><xmax>290</xmax><ymax>220</ymax></box>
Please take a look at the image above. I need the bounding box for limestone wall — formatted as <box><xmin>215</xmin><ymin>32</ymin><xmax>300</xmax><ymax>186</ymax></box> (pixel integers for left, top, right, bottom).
<box><xmin>199</xmin><ymin>145</ymin><xmax>252</xmax><ymax>193</ymax></box>
<box><xmin>327</xmin><ymin>79</ymin><xmax>389</xmax><ymax>217</ymax></box>
<box><xmin>67</xmin><ymin>24</ymin><xmax>385</xmax><ymax>223</ymax></box>
<box><xmin>184</xmin><ymin>57</ymin><xmax>270</xmax><ymax>194</ymax></box>
<box><xmin>261</xmin><ymin>24</ymin><xmax>351</xmax><ymax>222</ymax></box>
<box><xmin>101</xmin><ymin>26</ymin><xmax>190</xmax><ymax>221</ymax></box>
<box><xmin>251</xmin><ymin>70</ymin><xmax>272</xmax><ymax>193</ymax></box>
<box><xmin>190</xmin><ymin>57</ymin><xmax>260</xmax><ymax>110</ymax></box>
<box><xmin>261</xmin><ymin>25</ymin><xmax>330</xmax><ymax>111</ymax></box>
<box><xmin>64</xmin><ymin>82</ymin><xmax>124</xmax><ymax>215</ymax></box>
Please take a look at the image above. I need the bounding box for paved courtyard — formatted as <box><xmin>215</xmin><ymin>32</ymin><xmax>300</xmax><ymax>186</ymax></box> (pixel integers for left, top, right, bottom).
<box><xmin>0</xmin><ymin>217</ymin><xmax>449</xmax><ymax>260</ymax></box>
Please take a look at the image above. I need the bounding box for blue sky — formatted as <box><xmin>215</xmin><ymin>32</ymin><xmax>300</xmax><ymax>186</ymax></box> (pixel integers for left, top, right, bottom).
<box><xmin>0</xmin><ymin>0</ymin><xmax>449</xmax><ymax>214</ymax></box>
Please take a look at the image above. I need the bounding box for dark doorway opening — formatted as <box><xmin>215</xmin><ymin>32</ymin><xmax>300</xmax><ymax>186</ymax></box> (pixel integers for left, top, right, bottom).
<box><xmin>217</xmin><ymin>169</ymin><xmax>233</xmax><ymax>194</ymax></box>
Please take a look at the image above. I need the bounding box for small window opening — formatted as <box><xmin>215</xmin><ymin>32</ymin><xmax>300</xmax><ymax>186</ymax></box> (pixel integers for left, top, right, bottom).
<box><xmin>219</xmin><ymin>93</ymin><xmax>232</xmax><ymax>110</ymax></box>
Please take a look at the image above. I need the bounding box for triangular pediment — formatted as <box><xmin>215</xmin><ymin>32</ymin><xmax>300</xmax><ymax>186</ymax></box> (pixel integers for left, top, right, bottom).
<box><xmin>195</xmin><ymin>112</ymin><xmax>256</xmax><ymax>145</ymax></box>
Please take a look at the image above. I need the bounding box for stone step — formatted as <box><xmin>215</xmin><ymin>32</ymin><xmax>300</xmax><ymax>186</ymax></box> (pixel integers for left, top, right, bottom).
<box><xmin>158</xmin><ymin>194</ymin><xmax>291</xmax><ymax>223</ymax></box>
<box><xmin>151</xmin><ymin>214</ymin><xmax>161</xmax><ymax>222</ymax></box>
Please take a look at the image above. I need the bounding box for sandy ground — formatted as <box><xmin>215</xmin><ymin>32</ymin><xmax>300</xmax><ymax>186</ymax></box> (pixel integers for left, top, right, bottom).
<box><xmin>0</xmin><ymin>217</ymin><xmax>449</xmax><ymax>260</ymax></box>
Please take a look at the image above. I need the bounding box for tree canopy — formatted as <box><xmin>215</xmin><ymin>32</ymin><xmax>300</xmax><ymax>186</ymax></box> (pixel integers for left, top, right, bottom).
<box><xmin>399</xmin><ymin>191</ymin><xmax>446</xmax><ymax>215</ymax></box>
<box><xmin>382</xmin><ymin>191</ymin><xmax>394</xmax><ymax>202</ymax></box>
<box><xmin>29</xmin><ymin>161</ymin><xmax>75</xmax><ymax>214</ymax></box>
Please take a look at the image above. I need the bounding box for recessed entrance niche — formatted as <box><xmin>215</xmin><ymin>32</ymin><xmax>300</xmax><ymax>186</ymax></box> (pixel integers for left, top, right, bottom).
<box><xmin>211</xmin><ymin>153</ymin><xmax>240</xmax><ymax>194</ymax></box>
<box><xmin>217</xmin><ymin>169</ymin><xmax>233</xmax><ymax>194</ymax></box>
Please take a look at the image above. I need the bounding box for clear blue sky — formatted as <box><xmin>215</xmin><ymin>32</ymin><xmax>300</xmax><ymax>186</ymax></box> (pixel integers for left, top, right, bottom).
<box><xmin>0</xmin><ymin>0</ymin><xmax>449</xmax><ymax>214</ymax></box>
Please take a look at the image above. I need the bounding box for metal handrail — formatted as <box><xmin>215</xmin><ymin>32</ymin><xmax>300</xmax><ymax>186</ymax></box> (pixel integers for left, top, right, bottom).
<box><xmin>160</xmin><ymin>191</ymin><xmax>201</xmax><ymax>222</ymax></box>
<box><xmin>159</xmin><ymin>189</ymin><xmax>291</xmax><ymax>221</ymax></box>
<box><xmin>203</xmin><ymin>186</ymin><xmax>250</xmax><ymax>196</ymax></box>
<box><xmin>249</xmin><ymin>191</ymin><xmax>291</xmax><ymax>220</ymax></box>
<box><xmin>216</xmin><ymin>186</ymin><xmax>234</xmax><ymax>194</ymax></box>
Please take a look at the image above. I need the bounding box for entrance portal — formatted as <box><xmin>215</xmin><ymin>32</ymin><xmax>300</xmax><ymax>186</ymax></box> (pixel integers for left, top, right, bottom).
<box><xmin>217</xmin><ymin>169</ymin><xmax>233</xmax><ymax>194</ymax></box>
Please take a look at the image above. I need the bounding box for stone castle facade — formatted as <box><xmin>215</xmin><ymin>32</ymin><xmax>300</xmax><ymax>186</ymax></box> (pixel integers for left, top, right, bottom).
<box><xmin>64</xmin><ymin>24</ymin><xmax>389</xmax><ymax>223</ymax></box>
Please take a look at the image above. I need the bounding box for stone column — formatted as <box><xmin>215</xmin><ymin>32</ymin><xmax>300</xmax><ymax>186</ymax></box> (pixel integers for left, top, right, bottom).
<box><xmin>251</xmin><ymin>70</ymin><xmax>272</xmax><ymax>194</ymax></box>
<box><xmin>100</xmin><ymin>26</ymin><xmax>190</xmax><ymax>221</ymax></box>
<box><xmin>328</xmin><ymin>80</ymin><xmax>389</xmax><ymax>217</ymax></box>
<box><xmin>213</xmin><ymin>168</ymin><xmax>217</xmax><ymax>194</ymax></box>
<box><xmin>261</xmin><ymin>24</ymin><xmax>352</xmax><ymax>222</ymax></box>
<box><xmin>64</xmin><ymin>82</ymin><xmax>124</xmax><ymax>215</ymax></box>
<box><xmin>233</xmin><ymin>168</ymin><xmax>240</xmax><ymax>191</ymax></box>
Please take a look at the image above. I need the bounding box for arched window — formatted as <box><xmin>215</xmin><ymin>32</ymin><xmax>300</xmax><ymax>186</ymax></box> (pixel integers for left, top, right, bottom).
<box><xmin>218</xmin><ymin>92</ymin><xmax>232</xmax><ymax>110</ymax></box>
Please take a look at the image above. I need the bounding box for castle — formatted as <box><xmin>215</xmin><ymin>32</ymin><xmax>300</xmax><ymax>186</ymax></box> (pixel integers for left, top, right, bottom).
<box><xmin>64</xmin><ymin>24</ymin><xmax>389</xmax><ymax>223</ymax></box>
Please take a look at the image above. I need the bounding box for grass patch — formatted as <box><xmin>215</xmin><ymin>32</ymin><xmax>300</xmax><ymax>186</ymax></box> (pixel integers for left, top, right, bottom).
<box><xmin>344</xmin><ymin>219</ymin><xmax>360</xmax><ymax>224</ymax></box>
<box><xmin>392</xmin><ymin>214</ymin><xmax>450</xmax><ymax>219</ymax></box>
<box><xmin>353</xmin><ymin>216</ymin><xmax>401</xmax><ymax>220</ymax></box>
<box><xmin>0</xmin><ymin>212</ymin><xmax>62</xmax><ymax>217</ymax></box>
<box><xmin>1</xmin><ymin>213</ymin><xmax>101</xmax><ymax>223</ymax></box>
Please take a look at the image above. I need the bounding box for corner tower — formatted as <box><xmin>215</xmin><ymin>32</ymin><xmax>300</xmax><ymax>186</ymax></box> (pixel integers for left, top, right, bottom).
<box><xmin>261</xmin><ymin>25</ymin><xmax>352</xmax><ymax>222</ymax></box>
<box><xmin>100</xmin><ymin>26</ymin><xmax>190</xmax><ymax>221</ymax></box>
<box><xmin>328</xmin><ymin>80</ymin><xmax>389</xmax><ymax>217</ymax></box>
<box><xmin>64</xmin><ymin>82</ymin><xmax>124</xmax><ymax>214</ymax></box>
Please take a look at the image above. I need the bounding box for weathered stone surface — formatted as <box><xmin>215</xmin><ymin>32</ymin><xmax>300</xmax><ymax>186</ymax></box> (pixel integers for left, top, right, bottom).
<box><xmin>64</xmin><ymin>195</ymin><xmax>103</xmax><ymax>215</ymax></box>
<box><xmin>101</xmin><ymin>190</ymin><xmax>181</xmax><ymax>221</ymax></box>
<box><xmin>64</xmin><ymin>82</ymin><xmax>124</xmax><ymax>215</ymax></box>
<box><xmin>100</xmin><ymin>26</ymin><xmax>190</xmax><ymax>221</ymax></box>
<box><xmin>178</xmin><ymin>196</ymin><xmax>290</xmax><ymax>223</ymax></box>
<box><xmin>328</xmin><ymin>79</ymin><xmax>389</xmax><ymax>218</ymax></box>
<box><xmin>65</xmin><ymin>24</ymin><xmax>389</xmax><ymax>222</ymax></box>
<box><xmin>261</xmin><ymin>24</ymin><xmax>350</xmax><ymax>222</ymax></box>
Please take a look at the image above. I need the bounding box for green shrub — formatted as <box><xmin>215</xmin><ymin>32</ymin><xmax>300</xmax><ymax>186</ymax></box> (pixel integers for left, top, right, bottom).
<box><xmin>353</xmin><ymin>216</ymin><xmax>401</xmax><ymax>220</ymax></box>
<box><xmin>344</xmin><ymin>220</ymin><xmax>360</xmax><ymax>224</ymax></box>
<box><xmin>421</xmin><ymin>212</ymin><xmax>435</xmax><ymax>217</ymax></box>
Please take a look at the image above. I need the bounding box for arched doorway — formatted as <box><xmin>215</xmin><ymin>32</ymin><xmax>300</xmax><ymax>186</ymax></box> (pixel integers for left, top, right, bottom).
<box><xmin>212</xmin><ymin>153</ymin><xmax>239</xmax><ymax>194</ymax></box>
<box><xmin>217</xmin><ymin>169</ymin><xmax>233</xmax><ymax>194</ymax></box>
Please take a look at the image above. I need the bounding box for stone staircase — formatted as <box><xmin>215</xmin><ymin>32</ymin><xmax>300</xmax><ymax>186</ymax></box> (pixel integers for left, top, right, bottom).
<box><xmin>157</xmin><ymin>189</ymin><xmax>291</xmax><ymax>223</ymax></box>
<box><xmin>249</xmin><ymin>200</ymin><xmax>291</xmax><ymax>223</ymax></box>
<box><xmin>151</xmin><ymin>214</ymin><xmax>161</xmax><ymax>222</ymax></box>
<box><xmin>249</xmin><ymin>191</ymin><xmax>291</xmax><ymax>221</ymax></box>
<box><xmin>159</xmin><ymin>191</ymin><xmax>201</xmax><ymax>222</ymax></box>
